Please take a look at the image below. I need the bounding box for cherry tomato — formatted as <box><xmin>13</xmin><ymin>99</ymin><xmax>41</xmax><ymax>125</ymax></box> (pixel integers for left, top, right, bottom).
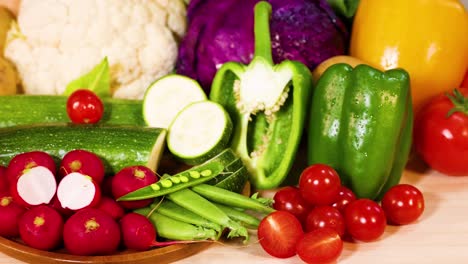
<box><xmin>305</xmin><ymin>206</ymin><xmax>345</xmax><ymax>237</ymax></box>
<box><xmin>344</xmin><ymin>199</ymin><xmax>386</xmax><ymax>242</ymax></box>
<box><xmin>413</xmin><ymin>88</ymin><xmax>468</xmax><ymax>176</ymax></box>
<box><xmin>257</xmin><ymin>211</ymin><xmax>304</xmax><ymax>258</ymax></box>
<box><xmin>273</xmin><ymin>186</ymin><xmax>312</xmax><ymax>224</ymax></box>
<box><xmin>66</xmin><ymin>89</ymin><xmax>104</xmax><ymax>124</ymax></box>
<box><xmin>296</xmin><ymin>228</ymin><xmax>343</xmax><ymax>264</ymax></box>
<box><xmin>299</xmin><ymin>164</ymin><xmax>341</xmax><ymax>206</ymax></box>
<box><xmin>332</xmin><ymin>186</ymin><xmax>357</xmax><ymax>213</ymax></box>
<box><xmin>381</xmin><ymin>184</ymin><xmax>425</xmax><ymax>225</ymax></box>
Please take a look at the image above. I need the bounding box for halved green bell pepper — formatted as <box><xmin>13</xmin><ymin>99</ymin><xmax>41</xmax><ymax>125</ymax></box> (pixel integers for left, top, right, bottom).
<box><xmin>308</xmin><ymin>63</ymin><xmax>413</xmax><ymax>200</ymax></box>
<box><xmin>209</xmin><ymin>2</ymin><xmax>313</xmax><ymax>189</ymax></box>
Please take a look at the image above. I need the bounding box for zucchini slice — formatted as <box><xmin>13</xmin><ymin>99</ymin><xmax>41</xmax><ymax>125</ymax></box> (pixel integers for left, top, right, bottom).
<box><xmin>167</xmin><ymin>101</ymin><xmax>233</xmax><ymax>165</ymax></box>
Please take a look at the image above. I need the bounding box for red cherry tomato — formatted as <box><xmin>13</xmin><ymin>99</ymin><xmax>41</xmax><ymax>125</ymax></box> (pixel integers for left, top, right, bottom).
<box><xmin>296</xmin><ymin>228</ymin><xmax>343</xmax><ymax>264</ymax></box>
<box><xmin>257</xmin><ymin>211</ymin><xmax>304</xmax><ymax>258</ymax></box>
<box><xmin>305</xmin><ymin>206</ymin><xmax>345</xmax><ymax>237</ymax></box>
<box><xmin>344</xmin><ymin>199</ymin><xmax>386</xmax><ymax>242</ymax></box>
<box><xmin>332</xmin><ymin>186</ymin><xmax>357</xmax><ymax>213</ymax></box>
<box><xmin>273</xmin><ymin>186</ymin><xmax>312</xmax><ymax>224</ymax></box>
<box><xmin>299</xmin><ymin>164</ymin><xmax>341</xmax><ymax>206</ymax></box>
<box><xmin>381</xmin><ymin>184</ymin><xmax>425</xmax><ymax>225</ymax></box>
<box><xmin>413</xmin><ymin>88</ymin><xmax>468</xmax><ymax>176</ymax></box>
<box><xmin>66</xmin><ymin>89</ymin><xmax>104</xmax><ymax>124</ymax></box>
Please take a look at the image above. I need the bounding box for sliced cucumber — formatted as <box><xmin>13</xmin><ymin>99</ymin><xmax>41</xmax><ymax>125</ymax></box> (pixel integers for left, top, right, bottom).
<box><xmin>167</xmin><ymin>101</ymin><xmax>233</xmax><ymax>165</ymax></box>
<box><xmin>143</xmin><ymin>74</ymin><xmax>207</xmax><ymax>129</ymax></box>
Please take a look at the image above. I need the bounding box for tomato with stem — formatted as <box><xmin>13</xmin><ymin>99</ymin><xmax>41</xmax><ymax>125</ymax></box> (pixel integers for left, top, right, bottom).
<box><xmin>257</xmin><ymin>211</ymin><xmax>304</xmax><ymax>258</ymax></box>
<box><xmin>381</xmin><ymin>184</ymin><xmax>424</xmax><ymax>225</ymax></box>
<box><xmin>66</xmin><ymin>89</ymin><xmax>104</xmax><ymax>124</ymax></box>
<box><xmin>414</xmin><ymin>88</ymin><xmax>468</xmax><ymax>176</ymax></box>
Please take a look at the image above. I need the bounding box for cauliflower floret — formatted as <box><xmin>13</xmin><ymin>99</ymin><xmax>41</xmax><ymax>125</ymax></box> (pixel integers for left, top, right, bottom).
<box><xmin>4</xmin><ymin>0</ymin><xmax>187</xmax><ymax>99</ymax></box>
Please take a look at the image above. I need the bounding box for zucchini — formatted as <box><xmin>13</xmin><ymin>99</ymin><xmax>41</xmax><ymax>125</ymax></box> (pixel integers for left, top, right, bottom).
<box><xmin>0</xmin><ymin>95</ymin><xmax>145</xmax><ymax>128</ymax></box>
<box><xmin>214</xmin><ymin>166</ymin><xmax>250</xmax><ymax>194</ymax></box>
<box><xmin>142</xmin><ymin>74</ymin><xmax>207</xmax><ymax>129</ymax></box>
<box><xmin>167</xmin><ymin>101</ymin><xmax>233</xmax><ymax>165</ymax></box>
<box><xmin>0</xmin><ymin>124</ymin><xmax>166</xmax><ymax>174</ymax></box>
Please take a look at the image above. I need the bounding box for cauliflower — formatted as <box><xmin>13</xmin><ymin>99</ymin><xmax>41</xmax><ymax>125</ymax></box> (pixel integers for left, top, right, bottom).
<box><xmin>4</xmin><ymin>0</ymin><xmax>187</xmax><ymax>99</ymax></box>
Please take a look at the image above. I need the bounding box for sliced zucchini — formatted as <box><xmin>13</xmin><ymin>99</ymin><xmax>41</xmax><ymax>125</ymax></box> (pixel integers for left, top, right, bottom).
<box><xmin>167</xmin><ymin>101</ymin><xmax>233</xmax><ymax>165</ymax></box>
<box><xmin>143</xmin><ymin>74</ymin><xmax>207</xmax><ymax>129</ymax></box>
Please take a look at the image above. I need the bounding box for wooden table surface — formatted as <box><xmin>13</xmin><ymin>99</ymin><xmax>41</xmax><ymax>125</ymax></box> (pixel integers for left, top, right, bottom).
<box><xmin>1</xmin><ymin>156</ymin><xmax>467</xmax><ymax>264</ymax></box>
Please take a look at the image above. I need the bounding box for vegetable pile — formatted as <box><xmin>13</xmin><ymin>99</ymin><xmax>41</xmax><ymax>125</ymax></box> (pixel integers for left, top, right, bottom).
<box><xmin>0</xmin><ymin>0</ymin><xmax>467</xmax><ymax>263</ymax></box>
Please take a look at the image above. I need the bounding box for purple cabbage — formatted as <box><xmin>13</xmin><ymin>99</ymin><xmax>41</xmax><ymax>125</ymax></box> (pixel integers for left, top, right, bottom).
<box><xmin>176</xmin><ymin>0</ymin><xmax>348</xmax><ymax>91</ymax></box>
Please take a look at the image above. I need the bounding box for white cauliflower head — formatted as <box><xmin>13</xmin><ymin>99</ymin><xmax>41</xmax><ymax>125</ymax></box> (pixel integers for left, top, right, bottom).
<box><xmin>5</xmin><ymin>0</ymin><xmax>187</xmax><ymax>99</ymax></box>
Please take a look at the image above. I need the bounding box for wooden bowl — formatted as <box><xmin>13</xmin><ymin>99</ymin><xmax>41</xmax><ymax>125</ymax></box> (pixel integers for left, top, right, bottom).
<box><xmin>0</xmin><ymin>236</ymin><xmax>211</xmax><ymax>264</ymax></box>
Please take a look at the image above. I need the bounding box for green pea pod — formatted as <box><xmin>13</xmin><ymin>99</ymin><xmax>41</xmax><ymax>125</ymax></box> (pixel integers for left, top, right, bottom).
<box><xmin>209</xmin><ymin>1</ymin><xmax>313</xmax><ymax>189</ymax></box>
<box><xmin>307</xmin><ymin>63</ymin><xmax>413</xmax><ymax>200</ymax></box>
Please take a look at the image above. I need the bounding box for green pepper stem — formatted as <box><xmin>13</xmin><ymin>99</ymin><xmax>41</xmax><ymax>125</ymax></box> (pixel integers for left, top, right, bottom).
<box><xmin>253</xmin><ymin>1</ymin><xmax>273</xmax><ymax>65</ymax></box>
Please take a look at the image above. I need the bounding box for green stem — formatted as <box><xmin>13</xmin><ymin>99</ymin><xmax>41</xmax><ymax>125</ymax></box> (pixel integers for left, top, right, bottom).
<box><xmin>253</xmin><ymin>1</ymin><xmax>273</xmax><ymax>64</ymax></box>
<box><xmin>446</xmin><ymin>89</ymin><xmax>468</xmax><ymax>118</ymax></box>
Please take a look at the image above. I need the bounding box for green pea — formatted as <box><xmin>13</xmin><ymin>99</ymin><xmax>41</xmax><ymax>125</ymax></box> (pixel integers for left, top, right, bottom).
<box><xmin>171</xmin><ymin>176</ymin><xmax>181</xmax><ymax>184</ymax></box>
<box><xmin>189</xmin><ymin>171</ymin><xmax>201</xmax><ymax>179</ymax></box>
<box><xmin>150</xmin><ymin>183</ymin><xmax>160</xmax><ymax>191</ymax></box>
<box><xmin>201</xmin><ymin>170</ymin><xmax>212</xmax><ymax>177</ymax></box>
<box><xmin>180</xmin><ymin>175</ymin><xmax>189</xmax><ymax>183</ymax></box>
<box><xmin>160</xmin><ymin>179</ymin><xmax>173</xmax><ymax>188</ymax></box>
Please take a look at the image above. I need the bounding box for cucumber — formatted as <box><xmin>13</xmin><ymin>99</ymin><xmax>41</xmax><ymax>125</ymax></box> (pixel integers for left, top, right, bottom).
<box><xmin>167</xmin><ymin>101</ymin><xmax>233</xmax><ymax>165</ymax></box>
<box><xmin>0</xmin><ymin>124</ymin><xmax>166</xmax><ymax>174</ymax></box>
<box><xmin>0</xmin><ymin>95</ymin><xmax>145</xmax><ymax>128</ymax></box>
<box><xmin>142</xmin><ymin>74</ymin><xmax>207</xmax><ymax>129</ymax></box>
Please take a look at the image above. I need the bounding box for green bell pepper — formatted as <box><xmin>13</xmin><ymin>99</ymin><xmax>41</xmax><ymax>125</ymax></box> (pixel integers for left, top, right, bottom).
<box><xmin>209</xmin><ymin>1</ymin><xmax>313</xmax><ymax>189</ymax></box>
<box><xmin>308</xmin><ymin>63</ymin><xmax>413</xmax><ymax>200</ymax></box>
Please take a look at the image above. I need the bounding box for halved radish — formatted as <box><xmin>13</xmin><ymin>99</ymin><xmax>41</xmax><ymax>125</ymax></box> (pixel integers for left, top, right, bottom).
<box><xmin>10</xmin><ymin>166</ymin><xmax>57</xmax><ymax>207</ymax></box>
<box><xmin>57</xmin><ymin>172</ymin><xmax>101</xmax><ymax>210</ymax></box>
<box><xmin>6</xmin><ymin>151</ymin><xmax>56</xmax><ymax>184</ymax></box>
<box><xmin>59</xmin><ymin>149</ymin><xmax>105</xmax><ymax>184</ymax></box>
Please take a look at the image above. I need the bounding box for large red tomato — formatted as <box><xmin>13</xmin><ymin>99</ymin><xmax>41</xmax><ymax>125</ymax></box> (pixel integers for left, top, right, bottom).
<box><xmin>413</xmin><ymin>88</ymin><xmax>468</xmax><ymax>176</ymax></box>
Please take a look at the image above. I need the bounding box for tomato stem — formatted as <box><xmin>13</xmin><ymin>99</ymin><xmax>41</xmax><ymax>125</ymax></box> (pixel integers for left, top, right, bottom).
<box><xmin>445</xmin><ymin>89</ymin><xmax>467</xmax><ymax>118</ymax></box>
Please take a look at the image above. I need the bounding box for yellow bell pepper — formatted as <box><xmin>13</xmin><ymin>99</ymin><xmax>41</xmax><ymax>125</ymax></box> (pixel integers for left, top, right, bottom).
<box><xmin>350</xmin><ymin>0</ymin><xmax>468</xmax><ymax>114</ymax></box>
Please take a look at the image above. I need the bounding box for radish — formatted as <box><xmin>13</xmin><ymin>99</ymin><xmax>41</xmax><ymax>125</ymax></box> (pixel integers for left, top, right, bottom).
<box><xmin>6</xmin><ymin>151</ymin><xmax>56</xmax><ymax>184</ymax></box>
<box><xmin>49</xmin><ymin>194</ymin><xmax>74</xmax><ymax>218</ymax></box>
<box><xmin>59</xmin><ymin>149</ymin><xmax>105</xmax><ymax>184</ymax></box>
<box><xmin>10</xmin><ymin>166</ymin><xmax>57</xmax><ymax>207</ymax></box>
<box><xmin>111</xmin><ymin>166</ymin><xmax>158</xmax><ymax>209</ymax></box>
<box><xmin>57</xmin><ymin>172</ymin><xmax>101</xmax><ymax>211</ymax></box>
<box><xmin>0</xmin><ymin>194</ymin><xmax>27</xmax><ymax>237</ymax></box>
<box><xmin>95</xmin><ymin>196</ymin><xmax>125</xmax><ymax>220</ymax></box>
<box><xmin>18</xmin><ymin>205</ymin><xmax>63</xmax><ymax>251</ymax></box>
<box><xmin>63</xmin><ymin>208</ymin><xmax>121</xmax><ymax>256</ymax></box>
<box><xmin>120</xmin><ymin>212</ymin><xmax>200</xmax><ymax>251</ymax></box>
<box><xmin>0</xmin><ymin>166</ymin><xmax>8</xmax><ymax>193</ymax></box>
<box><xmin>101</xmin><ymin>175</ymin><xmax>114</xmax><ymax>197</ymax></box>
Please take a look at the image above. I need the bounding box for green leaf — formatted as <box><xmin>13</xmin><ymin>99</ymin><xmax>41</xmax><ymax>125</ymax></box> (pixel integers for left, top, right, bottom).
<box><xmin>63</xmin><ymin>57</ymin><xmax>111</xmax><ymax>97</ymax></box>
<box><xmin>327</xmin><ymin>0</ymin><xmax>360</xmax><ymax>18</ymax></box>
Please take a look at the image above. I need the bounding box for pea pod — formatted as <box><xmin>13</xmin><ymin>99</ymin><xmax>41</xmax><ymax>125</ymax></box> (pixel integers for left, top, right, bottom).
<box><xmin>118</xmin><ymin>161</ymin><xmax>224</xmax><ymax>201</ymax></box>
<box><xmin>308</xmin><ymin>63</ymin><xmax>413</xmax><ymax>199</ymax></box>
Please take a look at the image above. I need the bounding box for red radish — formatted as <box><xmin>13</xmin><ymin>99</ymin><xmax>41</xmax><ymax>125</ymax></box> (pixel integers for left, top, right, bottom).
<box><xmin>59</xmin><ymin>149</ymin><xmax>105</xmax><ymax>184</ymax></box>
<box><xmin>63</xmin><ymin>208</ymin><xmax>121</xmax><ymax>256</ymax></box>
<box><xmin>57</xmin><ymin>172</ymin><xmax>101</xmax><ymax>210</ymax></box>
<box><xmin>18</xmin><ymin>205</ymin><xmax>63</xmax><ymax>251</ymax></box>
<box><xmin>10</xmin><ymin>166</ymin><xmax>57</xmax><ymax>207</ymax></box>
<box><xmin>120</xmin><ymin>212</ymin><xmax>199</xmax><ymax>251</ymax></box>
<box><xmin>0</xmin><ymin>165</ymin><xmax>8</xmax><ymax>193</ymax></box>
<box><xmin>49</xmin><ymin>195</ymin><xmax>74</xmax><ymax>218</ymax></box>
<box><xmin>6</xmin><ymin>151</ymin><xmax>56</xmax><ymax>184</ymax></box>
<box><xmin>96</xmin><ymin>196</ymin><xmax>125</xmax><ymax>220</ymax></box>
<box><xmin>0</xmin><ymin>194</ymin><xmax>27</xmax><ymax>237</ymax></box>
<box><xmin>111</xmin><ymin>166</ymin><xmax>158</xmax><ymax>209</ymax></box>
<box><xmin>101</xmin><ymin>175</ymin><xmax>114</xmax><ymax>197</ymax></box>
